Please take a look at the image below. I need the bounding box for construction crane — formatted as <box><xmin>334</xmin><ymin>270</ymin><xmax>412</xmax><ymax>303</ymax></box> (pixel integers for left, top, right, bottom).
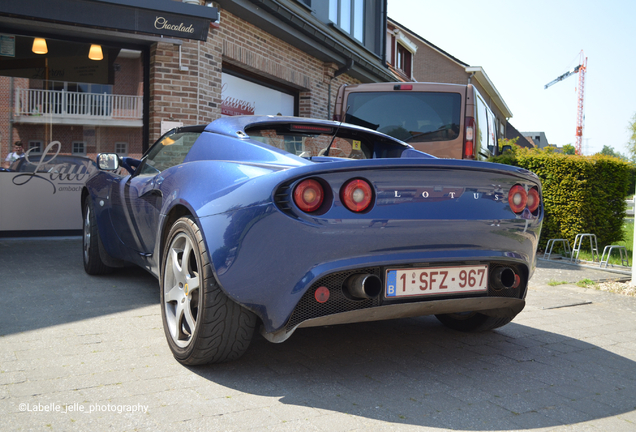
<box><xmin>544</xmin><ymin>50</ymin><xmax>587</xmax><ymax>155</ymax></box>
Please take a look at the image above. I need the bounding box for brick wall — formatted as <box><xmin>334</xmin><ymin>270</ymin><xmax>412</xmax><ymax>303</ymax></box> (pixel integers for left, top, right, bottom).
<box><xmin>0</xmin><ymin>77</ymin><xmax>29</xmax><ymax>163</ymax></box>
<box><xmin>114</xmin><ymin>57</ymin><xmax>143</xmax><ymax>97</ymax></box>
<box><xmin>2</xmin><ymin>5</ymin><xmax>363</xmax><ymax>160</ymax></box>
<box><xmin>0</xmin><ymin>76</ymin><xmax>10</xmax><ymax>162</ymax></box>
<box><xmin>148</xmin><ymin>8</ymin><xmax>360</xmax><ymax>145</ymax></box>
<box><xmin>219</xmin><ymin>11</ymin><xmax>359</xmax><ymax>120</ymax></box>
<box><xmin>411</xmin><ymin>42</ymin><xmax>468</xmax><ymax>85</ymax></box>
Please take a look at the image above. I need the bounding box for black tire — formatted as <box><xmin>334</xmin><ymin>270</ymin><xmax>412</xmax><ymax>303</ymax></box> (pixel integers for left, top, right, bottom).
<box><xmin>82</xmin><ymin>197</ymin><xmax>113</xmax><ymax>275</ymax></box>
<box><xmin>435</xmin><ymin>312</ymin><xmax>514</xmax><ymax>332</ymax></box>
<box><xmin>160</xmin><ymin>216</ymin><xmax>256</xmax><ymax>365</ymax></box>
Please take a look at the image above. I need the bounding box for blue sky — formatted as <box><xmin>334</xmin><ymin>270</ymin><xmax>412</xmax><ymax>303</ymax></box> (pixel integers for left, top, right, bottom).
<box><xmin>388</xmin><ymin>0</ymin><xmax>636</xmax><ymax>156</ymax></box>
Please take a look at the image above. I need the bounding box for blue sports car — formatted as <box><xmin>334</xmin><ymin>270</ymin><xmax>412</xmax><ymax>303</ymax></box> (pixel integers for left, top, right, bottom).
<box><xmin>82</xmin><ymin>116</ymin><xmax>543</xmax><ymax>365</ymax></box>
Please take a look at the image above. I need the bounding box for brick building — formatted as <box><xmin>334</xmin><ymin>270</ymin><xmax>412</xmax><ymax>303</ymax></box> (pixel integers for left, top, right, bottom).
<box><xmin>0</xmin><ymin>0</ymin><xmax>393</xmax><ymax>164</ymax></box>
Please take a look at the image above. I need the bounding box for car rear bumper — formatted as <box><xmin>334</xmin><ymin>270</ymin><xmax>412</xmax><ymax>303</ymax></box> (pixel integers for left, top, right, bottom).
<box><xmin>199</xmin><ymin>206</ymin><xmax>540</xmax><ymax>334</ymax></box>
<box><xmin>261</xmin><ymin>296</ymin><xmax>525</xmax><ymax>343</ymax></box>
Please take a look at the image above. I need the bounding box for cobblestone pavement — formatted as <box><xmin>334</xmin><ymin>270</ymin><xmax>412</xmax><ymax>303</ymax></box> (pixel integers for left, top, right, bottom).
<box><xmin>1</xmin><ymin>238</ymin><xmax>636</xmax><ymax>431</ymax></box>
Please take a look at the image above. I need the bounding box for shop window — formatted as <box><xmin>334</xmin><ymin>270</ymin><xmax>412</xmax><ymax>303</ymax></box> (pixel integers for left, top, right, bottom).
<box><xmin>1</xmin><ymin>35</ymin><xmax>145</xmax><ymax>166</ymax></box>
<box><xmin>29</xmin><ymin>141</ymin><xmax>43</xmax><ymax>154</ymax></box>
<box><xmin>396</xmin><ymin>43</ymin><xmax>412</xmax><ymax>77</ymax></box>
<box><xmin>115</xmin><ymin>142</ymin><xmax>129</xmax><ymax>156</ymax></box>
<box><xmin>72</xmin><ymin>141</ymin><xmax>86</xmax><ymax>155</ymax></box>
<box><xmin>329</xmin><ymin>0</ymin><xmax>364</xmax><ymax>42</ymax></box>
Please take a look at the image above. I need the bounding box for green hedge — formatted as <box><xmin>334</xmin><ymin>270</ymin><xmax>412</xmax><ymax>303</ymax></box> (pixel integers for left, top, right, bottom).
<box><xmin>490</xmin><ymin>148</ymin><xmax>632</xmax><ymax>250</ymax></box>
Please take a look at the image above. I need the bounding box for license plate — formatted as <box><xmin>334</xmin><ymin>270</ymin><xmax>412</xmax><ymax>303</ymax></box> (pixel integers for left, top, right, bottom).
<box><xmin>385</xmin><ymin>265</ymin><xmax>488</xmax><ymax>298</ymax></box>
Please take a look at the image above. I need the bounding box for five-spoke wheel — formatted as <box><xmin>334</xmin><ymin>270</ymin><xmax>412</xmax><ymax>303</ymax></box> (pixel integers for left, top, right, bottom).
<box><xmin>160</xmin><ymin>216</ymin><xmax>256</xmax><ymax>365</ymax></box>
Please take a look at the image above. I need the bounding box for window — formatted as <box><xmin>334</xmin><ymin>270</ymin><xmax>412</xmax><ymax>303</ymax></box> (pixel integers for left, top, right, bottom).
<box><xmin>353</xmin><ymin>0</ymin><xmax>364</xmax><ymax>41</ymax></box>
<box><xmin>396</xmin><ymin>43</ymin><xmax>412</xmax><ymax>77</ymax></box>
<box><xmin>45</xmin><ymin>81</ymin><xmax>113</xmax><ymax>95</ymax></box>
<box><xmin>139</xmin><ymin>131</ymin><xmax>202</xmax><ymax>175</ymax></box>
<box><xmin>345</xmin><ymin>91</ymin><xmax>461</xmax><ymax>144</ymax></box>
<box><xmin>72</xmin><ymin>141</ymin><xmax>86</xmax><ymax>155</ymax></box>
<box><xmin>28</xmin><ymin>141</ymin><xmax>42</xmax><ymax>154</ymax></box>
<box><xmin>474</xmin><ymin>92</ymin><xmax>498</xmax><ymax>160</ymax></box>
<box><xmin>329</xmin><ymin>0</ymin><xmax>364</xmax><ymax>42</ymax></box>
<box><xmin>115</xmin><ymin>142</ymin><xmax>129</xmax><ymax>156</ymax></box>
<box><xmin>246</xmin><ymin>126</ymin><xmax>370</xmax><ymax>159</ymax></box>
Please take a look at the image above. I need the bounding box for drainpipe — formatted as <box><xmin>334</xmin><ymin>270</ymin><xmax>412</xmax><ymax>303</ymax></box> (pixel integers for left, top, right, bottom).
<box><xmin>327</xmin><ymin>59</ymin><xmax>354</xmax><ymax>120</ymax></box>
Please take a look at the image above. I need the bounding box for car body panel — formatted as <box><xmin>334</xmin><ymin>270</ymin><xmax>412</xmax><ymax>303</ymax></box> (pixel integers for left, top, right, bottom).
<box><xmin>83</xmin><ymin>115</ymin><xmax>542</xmax><ymax>341</ymax></box>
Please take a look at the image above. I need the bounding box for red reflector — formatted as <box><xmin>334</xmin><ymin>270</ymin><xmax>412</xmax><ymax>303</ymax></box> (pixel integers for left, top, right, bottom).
<box><xmin>527</xmin><ymin>187</ymin><xmax>540</xmax><ymax>213</ymax></box>
<box><xmin>315</xmin><ymin>286</ymin><xmax>330</xmax><ymax>303</ymax></box>
<box><xmin>341</xmin><ymin>179</ymin><xmax>373</xmax><ymax>212</ymax></box>
<box><xmin>290</xmin><ymin>124</ymin><xmax>333</xmax><ymax>133</ymax></box>
<box><xmin>394</xmin><ymin>84</ymin><xmax>413</xmax><ymax>90</ymax></box>
<box><xmin>294</xmin><ymin>179</ymin><xmax>324</xmax><ymax>213</ymax></box>
<box><xmin>508</xmin><ymin>185</ymin><xmax>527</xmax><ymax>214</ymax></box>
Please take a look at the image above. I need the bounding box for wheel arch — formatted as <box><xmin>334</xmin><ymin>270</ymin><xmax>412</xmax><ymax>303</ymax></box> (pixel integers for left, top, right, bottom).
<box><xmin>81</xmin><ymin>187</ymin><xmax>90</xmax><ymax>215</ymax></box>
<box><xmin>159</xmin><ymin>204</ymin><xmax>194</xmax><ymax>268</ymax></box>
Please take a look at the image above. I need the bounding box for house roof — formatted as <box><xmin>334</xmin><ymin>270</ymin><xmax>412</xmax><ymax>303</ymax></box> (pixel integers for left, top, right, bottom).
<box><xmin>387</xmin><ymin>63</ymin><xmax>412</xmax><ymax>82</ymax></box>
<box><xmin>465</xmin><ymin>67</ymin><xmax>513</xmax><ymax>119</ymax></box>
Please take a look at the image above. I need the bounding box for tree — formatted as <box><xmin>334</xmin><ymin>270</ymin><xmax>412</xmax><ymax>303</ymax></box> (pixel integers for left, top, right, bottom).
<box><xmin>598</xmin><ymin>145</ymin><xmax>627</xmax><ymax>161</ymax></box>
<box><xmin>562</xmin><ymin>144</ymin><xmax>576</xmax><ymax>155</ymax></box>
<box><xmin>628</xmin><ymin>112</ymin><xmax>636</xmax><ymax>162</ymax></box>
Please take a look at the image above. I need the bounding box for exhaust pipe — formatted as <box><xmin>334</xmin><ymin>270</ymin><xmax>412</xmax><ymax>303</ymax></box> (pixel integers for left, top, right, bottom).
<box><xmin>345</xmin><ymin>274</ymin><xmax>382</xmax><ymax>299</ymax></box>
<box><xmin>491</xmin><ymin>267</ymin><xmax>519</xmax><ymax>291</ymax></box>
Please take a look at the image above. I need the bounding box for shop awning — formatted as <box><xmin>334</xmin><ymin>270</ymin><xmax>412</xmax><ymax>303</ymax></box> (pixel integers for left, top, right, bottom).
<box><xmin>0</xmin><ymin>0</ymin><xmax>218</xmax><ymax>41</ymax></box>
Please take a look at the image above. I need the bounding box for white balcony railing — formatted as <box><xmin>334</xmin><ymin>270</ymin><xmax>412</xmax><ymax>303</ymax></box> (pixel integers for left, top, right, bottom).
<box><xmin>14</xmin><ymin>88</ymin><xmax>143</xmax><ymax>120</ymax></box>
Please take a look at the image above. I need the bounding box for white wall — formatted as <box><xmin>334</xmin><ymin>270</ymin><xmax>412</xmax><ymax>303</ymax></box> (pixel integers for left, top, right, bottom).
<box><xmin>0</xmin><ymin>162</ymin><xmax>92</xmax><ymax>232</ymax></box>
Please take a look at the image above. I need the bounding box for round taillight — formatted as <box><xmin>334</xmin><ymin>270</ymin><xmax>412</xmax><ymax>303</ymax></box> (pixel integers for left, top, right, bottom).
<box><xmin>508</xmin><ymin>185</ymin><xmax>527</xmax><ymax>214</ymax></box>
<box><xmin>294</xmin><ymin>179</ymin><xmax>324</xmax><ymax>213</ymax></box>
<box><xmin>341</xmin><ymin>179</ymin><xmax>373</xmax><ymax>212</ymax></box>
<box><xmin>527</xmin><ymin>187</ymin><xmax>540</xmax><ymax>213</ymax></box>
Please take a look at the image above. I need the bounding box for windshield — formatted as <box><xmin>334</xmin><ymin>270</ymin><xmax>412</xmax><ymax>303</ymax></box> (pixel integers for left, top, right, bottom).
<box><xmin>345</xmin><ymin>91</ymin><xmax>461</xmax><ymax>143</ymax></box>
<box><xmin>246</xmin><ymin>127</ymin><xmax>370</xmax><ymax>159</ymax></box>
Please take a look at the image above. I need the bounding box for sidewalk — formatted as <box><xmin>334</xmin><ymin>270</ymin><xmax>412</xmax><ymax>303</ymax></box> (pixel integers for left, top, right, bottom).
<box><xmin>1</xmin><ymin>238</ymin><xmax>635</xmax><ymax>431</ymax></box>
<box><xmin>531</xmin><ymin>258</ymin><xmax>631</xmax><ymax>287</ymax></box>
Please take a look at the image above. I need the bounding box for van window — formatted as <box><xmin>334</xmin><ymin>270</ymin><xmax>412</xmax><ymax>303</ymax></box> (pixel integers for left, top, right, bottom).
<box><xmin>345</xmin><ymin>92</ymin><xmax>461</xmax><ymax>144</ymax></box>
<box><xmin>474</xmin><ymin>92</ymin><xmax>498</xmax><ymax>160</ymax></box>
<box><xmin>475</xmin><ymin>95</ymin><xmax>488</xmax><ymax>160</ymax></box>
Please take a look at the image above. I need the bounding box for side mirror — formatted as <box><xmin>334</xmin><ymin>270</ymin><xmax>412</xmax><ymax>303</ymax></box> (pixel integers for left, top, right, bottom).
<box><xmin>97</xmin><ymin>153</ymin><xmax>120</xmax><ymax>171</ymax></box>
<box><xmin>502</xmin><ymin>145</ymin><xmax>513</xmax><ymax>153</ymax></box>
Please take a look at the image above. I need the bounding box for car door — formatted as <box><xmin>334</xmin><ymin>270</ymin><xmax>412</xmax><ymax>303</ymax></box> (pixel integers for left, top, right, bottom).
<box><xmin>109</xmin><ymin>129</ymin><xmax>203</xmax><ymax>258</ymax></box>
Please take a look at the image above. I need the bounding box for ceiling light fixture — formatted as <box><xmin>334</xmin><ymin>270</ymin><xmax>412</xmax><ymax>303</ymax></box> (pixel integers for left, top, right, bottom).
<box><xmin>32</xmin><ymin>38</ymin><xmax>48</xmax><ymax>54</ymax></box>
<box><xmin>88</xmin><ymin>44</ymin><xmax>103</xmax><ymax>61</ymax></box>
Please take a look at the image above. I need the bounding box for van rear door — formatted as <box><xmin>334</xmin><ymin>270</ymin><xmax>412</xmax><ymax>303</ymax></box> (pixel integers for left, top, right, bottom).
<box><xmin>335</xmin><ymin>83</ymin><xmax>465</xmax><ymax>159</ymax></box>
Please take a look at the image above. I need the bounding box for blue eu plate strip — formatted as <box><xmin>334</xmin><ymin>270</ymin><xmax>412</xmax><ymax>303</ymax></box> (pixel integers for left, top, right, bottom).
<box><xmin>386</xmin><ymin>270</ymin><xmax>396</xmax><ymax>297</ymax></box>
